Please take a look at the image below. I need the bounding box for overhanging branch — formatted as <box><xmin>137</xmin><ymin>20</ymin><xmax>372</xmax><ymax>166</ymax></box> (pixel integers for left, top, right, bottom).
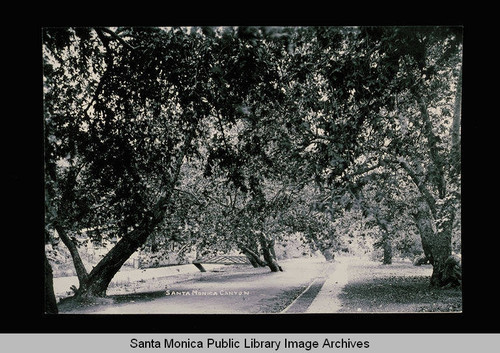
<box><xmin>98</xmin><ymin>27</ymin><xmax>137</xmax><ymax>51</ymax></box>
<box><xmin>341</xmin><ymin>156</ymin><xmax>437</xmax><ymax>217</ymax></box>
<box><xmin>387</xmin><ymin>157</ymin><xmax>436</xmax><ymax>216</ymax></box>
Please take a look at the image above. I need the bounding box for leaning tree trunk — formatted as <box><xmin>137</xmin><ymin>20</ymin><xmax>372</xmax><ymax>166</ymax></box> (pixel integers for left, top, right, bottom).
<box><xmin>311</xmin><ymin>237</ymin><xmax>335</xmax><ymax>261</ymax></box>
<box><xmin>79</xmin><ymin>232</ymin><xmax>147</xmax><ymax>297</ymax></box>
<box><xmin>321</xmin><ymin>245</ymin><xmax>335</xmax><ymax>262</ymax></box>
<box><xmin>240</xmin><ymin>243</ymin><xmax>267</xmax><ymax>268</ymax></box>
<box><xmin>54</xmin><ymin>223</ymin><xmax>89</xmax><ymax>291</ymax></box>
<box><xmin>76</xmin><ymin>140</ymin><xmax>191</xmax><ymax>298</ymax></box>
<box><xmin>74</xmin><ymin>130</ymin><xmax>195</xmax><ymax>298</ymax></box>
<box><xmin>45</xmin><ymin>187</ymin><xmax>90</xmax><ymax>294</ymax></box>
<box><xmin>76</xmin><ymin>196</ymin><xmax>171</xmax><ymax>298</ymax></box>
<box><xmin>44</xmin><ymin>252</ymin><xmax>59</xmax><ymax>314</ymax></box>
<box><xmin>243</xmin><ymin>251</ymin><xmax>261</xmax><ymax>268</ymax></box>
<box><xmin>257</xmin><ymin>232</ymin><xmax>282</xmax><ymax>272</ymax></box>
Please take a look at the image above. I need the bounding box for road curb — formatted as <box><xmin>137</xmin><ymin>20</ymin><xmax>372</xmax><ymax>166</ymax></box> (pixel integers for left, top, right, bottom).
<box><xmin>281</xmin><ymin>261</ymin><xmax>331</xmax><ymax>313</ymax></box>
<box><xmin>306</xmin><ymin>259</ymin><xmax>349</xmax><ymax>313</ymax></box>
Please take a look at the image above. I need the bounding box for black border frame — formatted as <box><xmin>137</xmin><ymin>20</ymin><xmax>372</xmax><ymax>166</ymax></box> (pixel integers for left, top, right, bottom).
<box><xmin>5</xmin><ymin>7</ymin><xmax>496</xmax><ymax>335</ymax></box>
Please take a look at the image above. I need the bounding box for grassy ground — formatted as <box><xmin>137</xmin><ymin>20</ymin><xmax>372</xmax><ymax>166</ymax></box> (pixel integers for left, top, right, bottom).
<box><xmin>337</xmin><ymin>258</ymin><xmax>462</xmax><ymax>313</ymax></box>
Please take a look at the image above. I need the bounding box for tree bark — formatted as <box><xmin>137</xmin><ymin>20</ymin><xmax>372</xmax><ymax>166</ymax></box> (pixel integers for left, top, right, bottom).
<box><xmin>412</xmin><ymin>197</ymin><xmax>460</xmax><ymax>287</ymax></box>
<box><xmin>428</xmin><ymin>236</ymin><xmax>454</xmax><ymax>287</ymax></box>
<box><xmin>450</xmin><ymin>64</ymin><xmax>462</xmax><ymax>178</ymax></box>
<box><xmin>44</xmin><ymin>252</ymin><xmax>59</xmax><ymax>314</ymax></box>
<box><xmin>382</xmin><ymin>235</ymin><xmax>393</xmax><ymax>265</ymax></box>
<box><xmin>375</xmin><ymin>215</ymin><xmax>393</xmax><ymax>265</ymax></box>
<box><xmin>257</xmin><ymin>232</ymin><xmax>282</xmax><ymax>272</ymax></box>
<box><xmin>321</xmin><ymin>246</ymin><xmax>335</xmax><ymax>262</ymax></box>
<box><xmin>430</xmin><ymin>197</ymin><xmax>460</xmax><ymax>287</ymax></box>
<box><xmin>54</xmin><ymin>223</ymin><xmax>89</xmax><ymax>291</ymax></box>
<box><xmin>240</xmin><ymin>244</ymin><xmax>267</xmax><ymax>268</ymax></box>
<box><xmin>412</xmin><ymin>198</ymin><xmax>436</xmax><ymax>265</ymax></box>
<box><xmin>76</xmin><ymin>193</ymin><xmax>173</xmax><ymax>298</ymax></box>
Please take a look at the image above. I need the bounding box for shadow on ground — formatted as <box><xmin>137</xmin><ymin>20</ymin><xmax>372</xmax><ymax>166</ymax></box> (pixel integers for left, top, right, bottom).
<box><xmin>337</xmin><ymin>262</ymin><xmax>462</xmax><ymax>313</ymax></box>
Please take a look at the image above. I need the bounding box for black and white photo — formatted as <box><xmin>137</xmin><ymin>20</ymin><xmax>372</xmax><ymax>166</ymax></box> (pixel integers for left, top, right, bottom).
<box><xmin>43</xmin><ymin>26</ymin><xmax>462</xmax><ymax>315</ymax></box>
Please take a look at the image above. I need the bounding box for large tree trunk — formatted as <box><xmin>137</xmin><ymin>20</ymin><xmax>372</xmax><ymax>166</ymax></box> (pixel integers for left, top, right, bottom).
<box><xmin>427</xmin><ymin>235</ymin><xmax>452</xmax><ymax>286</ymax></box>
<box><xmin>72</xmin><ymin>130</ymin><xmax>195</xmax><ymax>299</ymax></box>
<box><xmin>382</xmin><ymin>235</ymin><xmax>393</xmax><ymax>265</ymax></box>
<box><xmin>411</xmin><ymin>77</ymin><xmax>461</xmax><ymax>287</ymax></box>
<box><xmin>54</xmin><ymin>223</ymin><xmax>89</xmax><ymax>291</ymax></box>
<box><xmin>412</xmin><ymin>200</ymin><xmax>435</xmax><ymax>265</ymax></box>
<box><xmin>375</xmin><ymin>216</ymin><xmax>392</xmax><ymax>265</ymax></box>
<box><xmin>44</xmin><ymin>252</ymin><xmax>59</xmax><ymax>314</ymax></box>
<box><xmin>450</xmin><ymin>64</ymin><xmax>462</xmax><ymax>179</ymax></box>
<box><xmin>78</xmin><ymin>236</ymin><xmax>146</xmax><ymax>297</ymax></box>
<box><xmin>240</xmin><ymin>243</ymin><xmax>267</xmax><ymax>268</ymax></box>
<box><xmin>431</xmin><ymin>197</ymin><xmax>460</xmax><ymax>287</ymax></box>
<box><xmin>413</xmin><ymin>198</ymin><xmax>461</xmax><ymax>287</ymax></box>
<box><xmin>76</xmin><ymin>194</ymin><xmax>172</xmax><ymax>298</ymax></box>
<box><xmin>257</xmin><ymin>231</ymin><xmax>282</xmax><ymax>272</ymax></box>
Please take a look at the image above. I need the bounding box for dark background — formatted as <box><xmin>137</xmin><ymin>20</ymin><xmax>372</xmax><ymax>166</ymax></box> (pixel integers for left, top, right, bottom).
<box><xmin>4</xmin><ymin>7</ymin><xmax>496</xmax><ymax>334</ymax></box>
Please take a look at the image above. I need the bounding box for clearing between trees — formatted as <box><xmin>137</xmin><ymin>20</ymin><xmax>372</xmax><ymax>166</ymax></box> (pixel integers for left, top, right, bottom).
<box><xmin>57</xmin><ymin>255</ymin><xmax>461</xmax><ymax>314</ymax></box>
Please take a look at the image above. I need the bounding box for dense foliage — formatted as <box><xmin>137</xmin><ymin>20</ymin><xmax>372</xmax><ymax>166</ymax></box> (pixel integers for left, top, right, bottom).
<box><xmin>43</xmin><ymin>26</ymin><xmax>462</xmax><ymax>299</ymax></box>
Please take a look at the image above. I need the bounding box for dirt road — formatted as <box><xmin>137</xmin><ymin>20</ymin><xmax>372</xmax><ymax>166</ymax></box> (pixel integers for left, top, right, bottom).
<box><xmin>59</xmin><ymin>257</ymin><xmax>338</xmax><ymax>314</ymax></box>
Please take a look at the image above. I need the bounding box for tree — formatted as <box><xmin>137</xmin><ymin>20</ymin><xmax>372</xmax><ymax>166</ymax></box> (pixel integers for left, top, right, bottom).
<box><xmin>199</xmin><ymin>26</ymin><xmax>296</xmax><ymax>271</ymax></box>
<box><xmin>44</xmin><ymin>26</ymin><xmax>463</xmax><ymax>308</ymax></box>
<box><xmin>357</xmin><ymin>27</ymin><xmax>462</xmax><ymax>286</ymax></box>
<box><xmin>278</xmin><ymin>26</ymin><xmax>462</xmax><ymax>286</ymax></box>
<box><xmin>44</xmin><ymin>251</ymin><xmax>58</xmax><ymax>314</ymax></box>
<box><xmin>43</xmin><ymin>27</ymin><xmax>217</xmax><ymax>298</ymax></box>
<box><xmin>322</xmin><ymin>26</ymin><xmax>462</xmax><ymax>285</ymax></box>
<box><xmin>347</xmin><ymin>169</ymin><xmax>422</xmax><ymax>264</ymax></box>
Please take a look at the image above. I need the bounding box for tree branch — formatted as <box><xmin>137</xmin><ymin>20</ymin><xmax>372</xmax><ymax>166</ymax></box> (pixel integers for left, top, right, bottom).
<box><xmin>338</xmin><ymin>153</ymin><xmax>438</xmax><ymax>218</ymax></box>
<box><xmin>416</xmin><ymin>94</ymin><xmax>446</xmax><ymax>199</ymax></box>
<box><xmin>98</xmin><ymin>27</ymin><xmax>137</xmax><ymax>51</ymax></box>
<box><xmin>173</xmin><ymin>188</ymin><xmax>205</xmax><ymax>206</ymax></box>
<box><xmin>388</xmin><ymin>157</ymin><xmax>436</xmax><ymax>216</ymax></box>
<box><xmin>450</xmin><ymin>64</ymin><xmax>462</xmax><ymax>176</ymax></box>
<box><xmin>343</xmin><ymin>161</ymin><xmax>384</xmax><ymax>180</ymax></box>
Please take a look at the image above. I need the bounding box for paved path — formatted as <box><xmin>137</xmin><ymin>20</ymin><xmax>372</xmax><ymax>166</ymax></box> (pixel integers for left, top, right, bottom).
<box><xmin>306</xmin><ymin>258</ymin><xmax>349</xmax><ymax>313</ymax></box>
<box><xmin>281</xmin><ymin>257</ymin><xmax>349</xmax><ymax>313</ymax></box>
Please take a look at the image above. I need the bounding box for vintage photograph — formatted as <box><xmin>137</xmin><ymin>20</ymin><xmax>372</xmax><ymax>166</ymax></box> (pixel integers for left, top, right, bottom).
<box><xmin>43</xmin><ymin>26</ymin><xmax>462</xmax><ymax>315</ymax></box>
